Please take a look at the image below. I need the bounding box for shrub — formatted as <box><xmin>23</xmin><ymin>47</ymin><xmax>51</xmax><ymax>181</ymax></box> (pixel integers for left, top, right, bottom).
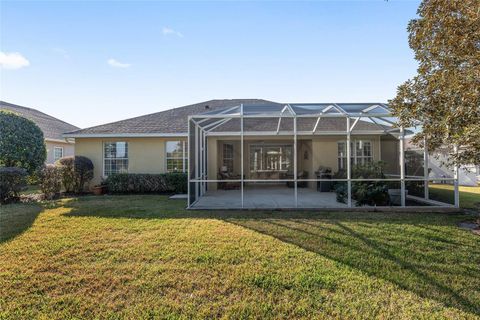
<box><xmin>0</xmin><ymin>111</ymin><xmax>46</xmax><ymax>174</ymax></box>
<box><xmin>334</xmin><ymin>161</ymin><xmax>390</xmax><ymax>206</ymax></box>
<box><xmin>56</xmin><ymin>156</ymin><xmax>94</xmax><ymax>193</ymax></box>
<box><xmin>40</xmin><ymin>165</ymin><xmax>62</xmax><ymax>200</ymax></box>
<box><xmin>164</xmin><ymin>173</ymin><xmax>188</xmax><ymax>194</ymax></box>
<box><xmin>56</xmin><ymin>157</ymin><xmax>76</xmax><ymax>192</ymax></box>
<box><xmin>0</xmin><ymin>167</ymin><xmax>28</xmax><ymax>204</ymax></box>
<box><xmin>106</xmin><ymin>173</ymin><xmax>187</xmax><ymax>194</ymax></box>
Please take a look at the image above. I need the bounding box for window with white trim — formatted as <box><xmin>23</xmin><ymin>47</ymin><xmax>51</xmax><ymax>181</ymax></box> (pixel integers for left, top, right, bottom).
<box><xmin>166</xmin><ymin>141</ymin><xmax>188</xmax><ymax>172</ymax></box>
<box><xmin>104</xmin><ymin>142</ymin><xmax>128</xmax><ymax>176</ymax></box>
<box><xmin>223</xmin><ymin>144</ymin><xmax>234</xmax><ymax>173</ymax></box>
<box><xmin>355</xmin><ymin>140</ymin><xmax>372</xmax><ymax>165</ymax></box>
<box><xmin>337</xmin><ymin>140</ymin><xmax>373</xmax><ymax>170</ymax></box>
<box><xmin>54</xmin><ymin>147</ymin><xmax>63</xmax><ymax>162</ymax></box>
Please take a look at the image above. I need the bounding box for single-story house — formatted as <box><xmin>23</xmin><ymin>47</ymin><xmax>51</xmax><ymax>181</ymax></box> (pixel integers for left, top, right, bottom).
<box><xmin>1</xmin><ymin>101</ymin><xmax>78</xmax><ymax>164</ymax></box>
<box><xmin>64</xmin><ymin>99</ymin><xmax>459</xmax><ymax>209</ymax></box>
<box><xmin>405</xmin><ymin>138</ymin><xmax>480</xmax><ymax>187</ymax></box>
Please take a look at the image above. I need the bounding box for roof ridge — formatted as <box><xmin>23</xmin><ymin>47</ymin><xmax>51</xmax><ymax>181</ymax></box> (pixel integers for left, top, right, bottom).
<box><xmin>66</xmin><ymin>98</ymin><xmax>279</xmax><ymax>134</ymax></box>
<box><xmin>0</xmin><ymin>100</ymin><xmax>80</xmax><ymax>129</ymax></box>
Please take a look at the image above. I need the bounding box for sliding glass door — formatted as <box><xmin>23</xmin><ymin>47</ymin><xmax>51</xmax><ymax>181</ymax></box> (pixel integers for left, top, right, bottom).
<box><xmin>249</xmin><ymin>144</ymin><xmax>293</xmax><ymax>179</ymax></box>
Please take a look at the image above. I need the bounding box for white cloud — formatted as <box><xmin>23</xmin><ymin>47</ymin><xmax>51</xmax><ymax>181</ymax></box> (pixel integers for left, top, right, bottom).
<box><xmin>162</xmin><ymin>27</ymin><xmax>183</xmax><ymax>38</ymax></box>
<box><xmin>0</xmin><ymin>52</ymin><xmax>30</xmax><ymax>70</ymax></box>
<box><xmin>107</xmin><ymin>58</ymin><xmax>131</xmax><ymax>68</ymax></box>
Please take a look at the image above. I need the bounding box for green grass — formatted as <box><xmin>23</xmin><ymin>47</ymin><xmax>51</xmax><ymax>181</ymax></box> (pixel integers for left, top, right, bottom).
<box><xmin>429</xmin><ymin>184</ymin><xmax>480</xmax><ymax>209</ymax></box>
<box><xmin>1</xmin><ymin>195</ymin><xmax>479</xmax><ymax>319</ymax></box>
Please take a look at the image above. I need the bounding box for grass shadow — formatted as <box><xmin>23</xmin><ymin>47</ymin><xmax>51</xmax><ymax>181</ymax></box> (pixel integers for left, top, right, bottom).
<box><xmin>0</xmin><ymin>202</ymin><xmax>43</xmax><ymax>243</ymax></box>
<box><xmin>226</xmin><ymin>218</ymin><xmax>480</xmax><ymax>315</ymax></box>
<box><xmin>61</xmin><ymin>195</ymin><xmax>480</xmax><ymax>315</ymax></box>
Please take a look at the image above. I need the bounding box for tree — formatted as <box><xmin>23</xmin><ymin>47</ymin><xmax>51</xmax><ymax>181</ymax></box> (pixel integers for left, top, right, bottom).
<box><xmin>0</xmin><ymin>111</ymin><xmax>46</xmax><ymax>173</ymax></box>
<box><xmin>389</xmin><ymin>0</ymin><xmax>480</xmax><ymax>166</ymax></box>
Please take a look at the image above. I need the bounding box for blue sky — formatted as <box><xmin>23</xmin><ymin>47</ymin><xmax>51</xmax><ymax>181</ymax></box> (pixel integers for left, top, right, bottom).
<box><xmin>0</xmin><ymin>1</ymin><xmax>420</xmax><ymax>128</ymax></box>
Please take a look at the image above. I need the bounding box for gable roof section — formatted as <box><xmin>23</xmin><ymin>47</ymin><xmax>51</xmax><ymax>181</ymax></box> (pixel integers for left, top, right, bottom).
<box><xmin>65</xmin><ymin>99</ymin><xmax>281</xmax><ymax>137</ymax></box>
<box><xmin>65</xmin><ymin>99</ymin><xmax>393</xmax><ymax>138</ymax></box>
<box><xmin>0</xmin><ymin>101</ymin><xmax>79</xmax><ymax>141</ymax></box>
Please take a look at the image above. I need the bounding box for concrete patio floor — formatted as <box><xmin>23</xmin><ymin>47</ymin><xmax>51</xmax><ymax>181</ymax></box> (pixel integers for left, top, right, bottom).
<box><xmin>191</xmin><ymin>185</ymin><xmax>348</xmax><ymax>209</ymax></box>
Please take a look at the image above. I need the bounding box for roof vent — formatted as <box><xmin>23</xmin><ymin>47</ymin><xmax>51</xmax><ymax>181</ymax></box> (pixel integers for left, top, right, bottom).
<box><xmin>205</xmin><ymin>105</ymin><xmax>210</xmax><ymax>110</ymax></box>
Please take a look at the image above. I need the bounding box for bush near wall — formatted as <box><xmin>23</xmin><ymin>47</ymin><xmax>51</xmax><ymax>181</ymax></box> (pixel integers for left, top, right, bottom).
<box><xmin>334</xmin><ymin>161</ymin><xmax>390</xmax><ymax>206</ymax></box>
<box><xmin>55</xmin><ymin>156</ymin><xmax>94</xmax><ymax>193</ymax></box>
<box><xmin>106</xmin><ymin>173</ymin><xmax>187</xmax><ymax>194</ymax></box>
<box><xmin>39</xmin><ymin>165</ymin><xmax>62</xmax><ymax>200</ymax></box>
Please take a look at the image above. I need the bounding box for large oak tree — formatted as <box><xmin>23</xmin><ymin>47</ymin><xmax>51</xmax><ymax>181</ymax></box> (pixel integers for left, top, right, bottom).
<box><xmin>389</xmin><ymin>0</ymin><xmax>480</xmax><ymax>166</ymax></box>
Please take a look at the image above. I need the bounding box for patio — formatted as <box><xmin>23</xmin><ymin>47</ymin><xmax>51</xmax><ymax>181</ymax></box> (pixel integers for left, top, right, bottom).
<box><xmin>191</xmin><ymin>185</ymin><xmax>347</xmax><ymax>209</ymax></box>
<box><xmin>187</xmin><ymin>103</ymin><xmax>460</xmax><ymax>210</ymax></box>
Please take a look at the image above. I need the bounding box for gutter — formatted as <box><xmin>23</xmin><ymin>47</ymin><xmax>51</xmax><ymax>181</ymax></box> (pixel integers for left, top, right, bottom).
<box><xmin>63</xmin><ymin>132</ymin><xmax>188</xmax><ymax>138</ymax></box>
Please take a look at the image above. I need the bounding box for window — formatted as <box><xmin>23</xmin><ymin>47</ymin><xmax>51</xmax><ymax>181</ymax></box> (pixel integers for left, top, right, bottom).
<box><xmin>355</xmin><ymin>140</ymin><xmax>372</xmax><ymax>165</ymax></box>
<box><xmin>104</xmin><ymin>142</ymin><xmax>128</xmax><ymax>176</ymax></box>
<box><xmin>166</xmin><ymin>141</ymin><xmax>188</xmax><ymax>172</ymax></box>
<box><xmin>222</xmin><ymin>144</ymin><xmax>234</xmax><ymax>173</ymax></box>
<box><xmin>249</xmin><ymin>145</ymin><xmax>292</xmax><ymax>172</ymax></box>
<box><xmin>54</xmin><ymin>147</ymin><xmax>63</xmax><ymax>162</ymax></box>
<box><xmin>338</xmin><ymin>140</ymin><xmax>373</xmax><ymax>170</ymax></box>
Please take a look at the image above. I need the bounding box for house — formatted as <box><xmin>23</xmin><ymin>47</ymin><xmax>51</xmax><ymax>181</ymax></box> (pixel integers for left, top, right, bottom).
<box><xmin>0</xmin><ymin>101</ymin><xmax>78</xmax><ymax>164</ymax></box>
<box><xmin>64</xmin><ymin>99</ymin><xmax>459</xmax><ymax>209</ymax></box>
<box><xmin>405</xmin><ymin>138</ymin><xmax>479</xmax><ymax>187</ymax></box>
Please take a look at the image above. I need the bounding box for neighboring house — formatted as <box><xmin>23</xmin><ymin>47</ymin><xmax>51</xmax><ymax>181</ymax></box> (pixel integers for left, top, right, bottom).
<box><xmin>65</xmin><ymin>99</ymin><xmax>458</xmax><ymax>209</ymax></box>
<box><xmin>405</xmin><ymin>138</ymin><xmax>479</xmax><ymax>187</ymax></box>
<box><xmin>0</xmin><ymin>101</ymin><xmax>79</xmax><ymax>164</ymax></box>
<box><xmin>429</xmin><ymin>154</ymin><xmax>479</xmax><ymax>187</ymax></box>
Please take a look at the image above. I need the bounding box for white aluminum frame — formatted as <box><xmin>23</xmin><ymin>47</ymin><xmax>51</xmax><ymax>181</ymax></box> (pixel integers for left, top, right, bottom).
<box><xmin>187</xmin><ymin>103</ymin><xmax>459</xmax><ymax>209</ymax></box>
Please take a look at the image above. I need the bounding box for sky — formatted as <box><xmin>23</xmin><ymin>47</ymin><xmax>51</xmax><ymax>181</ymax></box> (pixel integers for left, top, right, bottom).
<box><xmin>0</xmin><ymin>0</ymin><xmax>421</xmax><ymax>129</ymax></box>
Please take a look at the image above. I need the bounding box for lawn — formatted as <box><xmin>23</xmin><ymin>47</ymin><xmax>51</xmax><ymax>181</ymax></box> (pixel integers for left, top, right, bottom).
<box><xmin>1</xmin><ymin>195</ymin><xmax>479</xmax><ymax>319</ymax></box>
<box><xmin>429</xmin><ymin>184</ymin><xmax>480</xmax><ymax>210</ymax></box>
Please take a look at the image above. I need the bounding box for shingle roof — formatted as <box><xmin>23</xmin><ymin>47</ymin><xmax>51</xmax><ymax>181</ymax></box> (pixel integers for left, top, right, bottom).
<box><xmin>0</xmin><ymin>101</ymin><xmax>79</xmax><ymax>141</ymax></box>
<box><xmin>65</xmin><ymin>99</ymin><xmax>281</xmax><ymax>136</ymax></box>
<box><xmin>65</xmin><ymin>99</ymin><xmax>392</xmax><ymax>137</ymax></box>
<box><xmin>210</xmin><ymin>117</ymin><xmax>384</xmax><ymax>133</ymax></box>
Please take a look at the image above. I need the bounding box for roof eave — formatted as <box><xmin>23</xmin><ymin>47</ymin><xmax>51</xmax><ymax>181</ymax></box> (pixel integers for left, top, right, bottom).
<box><xmin>63</xmin><ymin>132</ymin><xmax>188</xmax><ymax>138</ymax></box>
<box><xmin>45</xmin><ymin>138</ymin><xmax>75</xmax><ymax>143</ymax></box>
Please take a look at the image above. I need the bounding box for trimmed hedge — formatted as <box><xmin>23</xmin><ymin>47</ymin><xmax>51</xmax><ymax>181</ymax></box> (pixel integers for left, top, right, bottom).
<box><xmin>106</xmin><ymin>173</ymin><xmax>187</xmax><ymax>194</ymax></box>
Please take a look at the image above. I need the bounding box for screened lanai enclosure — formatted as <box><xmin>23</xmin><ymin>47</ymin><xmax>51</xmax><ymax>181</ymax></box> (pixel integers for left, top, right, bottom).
<box><xmin>187</xmin><ymin>103</ymin><xmax>459</xmax><ymax>209</ymax></box>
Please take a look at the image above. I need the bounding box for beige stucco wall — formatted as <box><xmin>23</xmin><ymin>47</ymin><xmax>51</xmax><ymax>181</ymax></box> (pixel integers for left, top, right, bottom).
<box><xmin>45</xmin><ymin>140</ymin><xmax>75</xmax><ymax>164</ymax></box>
<box><xmin>380</xmin><ymin>136</ymin><xmax>400</xmax><ymax>175</ymax></box>
<box><xmin>209</xmin><ymin>135</ymin><xmax>381</xmax><ymax>174</ymax></box>
<box><xmin>75</xmin><ymin>134</ymin><xmax>389</xmax><ymax>190</ymax></box>
<box><xmin>74</xmin><ymin>137</ymin><xmax>186</xmax><ymax>188</ymax></box>
<box><xmin>207</xmin><ymin>135</ymin><xmax>382</xmax><ymax>190</ymax></box>
<box><xmin>310</xmin><ymin>135</ymin><xmax>381</xmax><ymax>173</ymax></box>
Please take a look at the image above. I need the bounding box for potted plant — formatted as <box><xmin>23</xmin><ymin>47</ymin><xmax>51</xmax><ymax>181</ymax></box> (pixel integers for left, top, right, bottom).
<box><xmin>92</xmin><ymin>179</ymin><xmax>107</xmax><ymax>195</ymax></box>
